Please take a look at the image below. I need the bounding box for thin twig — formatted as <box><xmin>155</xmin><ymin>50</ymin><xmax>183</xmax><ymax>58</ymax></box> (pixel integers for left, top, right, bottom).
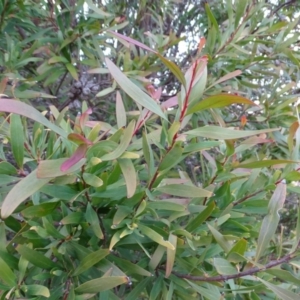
<box><xmin>171</xmin><ymin>249</ymin><xmax>298</xmax><ymax>282</ymax></box>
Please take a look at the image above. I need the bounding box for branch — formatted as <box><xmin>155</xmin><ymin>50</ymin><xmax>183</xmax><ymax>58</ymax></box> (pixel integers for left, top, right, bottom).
<box><xmin>171</xmin><ymin>250</ymin><xmax>298</xmax><ymax>282</ymax></box>
<box><xmin>270</xmin><ymin>0</ymin><xmax>298</xmax><ymax>16</ymax></box>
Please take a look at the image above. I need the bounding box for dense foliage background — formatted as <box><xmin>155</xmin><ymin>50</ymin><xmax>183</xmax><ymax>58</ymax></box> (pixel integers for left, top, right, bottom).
<box><xmin>1</xmin><ymin>0</ymin><xmax>300</xmax><ymax>299</ymax></box>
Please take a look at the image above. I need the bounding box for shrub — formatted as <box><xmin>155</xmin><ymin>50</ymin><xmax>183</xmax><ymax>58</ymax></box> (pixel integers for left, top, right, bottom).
<box><xmin>1</xmin><ymin>34</ymin><xmax>300</xmax><ymax>299</ymax></box>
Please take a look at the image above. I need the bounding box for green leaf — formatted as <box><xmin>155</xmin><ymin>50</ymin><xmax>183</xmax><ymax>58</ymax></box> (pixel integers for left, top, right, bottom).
<box><xmin>105</xmin><ymin>58</ymin><xmax>166</xmax><ymax>119</ymax></box>
<box><xmin>214</xmin><ymin>258</ymin><xmax>237</xmax><ymax>275</ymax></box>
<box><xmin>148</xmin><ymin>201</ymin><xmax>185</xmax><ymax>212</ymax></box>
<box><xmin>116</xmin><ymin>91</ymin><xmax>127</xmax><ymax>129</ymax></box>
<box><xmin>83</xmin><ymin>173</ymin><xmax>103</xmax><ymax>187</ymax></box>
<box><xmin>156</xmin><ymin>184</ymin><xmax>212</xmax><ymax>198</ymax></box>
<box><xmin>255</xmin><ymin>183</ymin><xmax>286</xmax><ymax>261</ymax></box>
<box><xmin>227</xmin><ymin>239</ymin><xmax>247</xmax><ymax>262</ymax></box>
<box><xmin>86</xmin><ymin>203</ymin><xmax>103</xmax><ymax>239</ymax></box>
<box><xmin>186</xmin><ymin>126</ymin><xmax>279</xmax><ymax>140</ymax></box>
<box><xmin>266</xmin><ymin>269</ymin><xmax>300</xmax><ymax>286</ymax></box>
<box><xmin>73</xmin><ymin>249</ymin><xmax>109</xmax><ymax>276</ymax></box>
<box><xmin>157</xmin><ymin>54</ymin><xmax>186</xmax><ymax>89</ymax></box>
<box><xmin>65</xmin><ymin>63</ymin><xmax>78</xmax><ymax>81</ymax></box>
<box><xmin>185</xmin><ymin>202</ymin><xmax>215</xmax><ymax>232</ymax></box>
<box><xmin>0</xmin><ymin>162</ymin><xmax>17</xmax><ymax>175</ymax></box>
<box><xmin>110</xmin><ymin>256</ymin><xmax>152</xmax><ymax>277</ymax></box>
<box><xmin>183</xmin><ymin>141</ymin><xmax>221</xmax><ymax>153</ymax></box>
<box><xmin>75</xmin><ymin>276</ymin><xmax>128</xmax><ymax>294</ymax></box>
<box><xmin>237</xmin><ymin>160</ymin><xmax>297</xmax><ymax>169</ymax></box>
<box><xmin>158</xmin><ymin>143</ymin><xmax>184</xmax><ymax>172</ymax></box>
<box><xmin>0</xmin><ymin>256</ymin><xmax>16</xmax><ymax>287</ymax></box>
<box><xmin>20</xmin><ymin>284</ymin><xmax>50</xmax><ymax>297</ymax></box>
<box><xmin>118</xmin><ymin>158</ymin><xmax>136</xmax><ymax>198</ymax></box>
<box><xmin>125</xmin><ymin>277</ymin><xmax>152</xmax><ymax>300</ymax></box>
<box><xmin>208</xmin><ymin>223</ymin><xmax>231</xmax><ymax>253</ymax></box>
<box><xmin>187</xmin><ymin>94</ymin><xmax>255</xmax><ymax>115</ymax></box>
<box><xmin>185</xmin><ymin>280</ymin><xmax>221</xmax><ymax>300</ymax></box>
<box><xmin>10</xmin><ymin>114</ymin><xmax>24</xmax><ymax>168</ymax></box>
<box><xmin>165</xmin><ymin>233</ymin><xmax>177</xmax><ymax>278</ymax></box>
<box><xmin>86</xmin><ymin>0</ymin><xmax>112</xmax><ymax>17</ymax></box>
<box><xmin>21</xmin><ymin>202</ymin><xmax>59</xmax><ymax>218</ymax></box>
<box><xmin>234</xmin><ymin>0</ymin><xmax>247</xmax><ymax>28</ymax></box>
<box><xmin>0</xmin><ymin>99</ymin><xmax>67</xmax><ymax>138</ymax></box>
<box><xmin>40</xmin><ymin>185</ymin><xmax>79</xmax><ymax>201</ymax></box>
<box><xmin>100</xmin><ymin>120</ymin><xmax>135</xmax><ymax>161</ymax></box>
<box><xmin>16</xmin><ymin>245</ymin><xmax>56</xmax><ymax>270</ymax></box>
<box><xmin>257</xmin><ymin>277</ymin><xmax>299</xmax><ymax>300</ymax></box>
<box><xmin>138</xmin><ymin>224</ymin><xmax>175</xmax><ymax>250</ymax></box>
<box><xmin>1</xmin><ymin>170</ymin><xmax>51</xmax><ymax>219</ymax></box>
<box><xmin>61</xmin><ymin>212</ymin><xmax>84</xmax><ymax>224</ymax></box>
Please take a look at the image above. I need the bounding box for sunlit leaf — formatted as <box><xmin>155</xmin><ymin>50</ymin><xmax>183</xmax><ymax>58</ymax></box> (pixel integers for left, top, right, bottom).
<box><xmin>186</xmin><ymin>126</ymin><xmax>279</xmax><ymax>140</ymax></box>
<box><xmin>187</xmin><ymin>94</ymin><xmax>256</xmax><ymax>115</ymax></box>
<box><xmin>16</xmin><ymin>245</ymin><xmax>56</xmax><ymax>270</ymax></box>
<box><xmin>1</xmin><ymin>170</ymin><xmax>51</xmax><ymax>219</ymax></box>
<box><xmin>185</xmin><ymin>202</ymin><xmax>215</xmax><ymax>232</ymax></box>
<box><xmin>116</xmin><ymin>91</ymin><xmax>127</xmax><ymax>128</ymax></box>
<box><xmin>20</xmin><ymin>284</ymin><xmax>50</xmax><ymax>298</ymax></box>
<box><xmin>73</xmin><ymin>249</ymin><xmax>109</xmax><ymax>276</ymax></box>
<box><xmin>255</xmin><ymin>183</ymin><xmax>286</xmax><ymax>261</ymax></box>
<box><xmin>0</xmin><ymin>99</ymin><xmax>67</xmax><ymax>138</ymax></box>
<box><xmin>0</xmin><ymin>256</ymin><xmax>16</xmax><ymax>286</ymax></box>
<box><xmin>100</xmin><ymin>120</ymin><xmax>135</xmax><ymax>161</ymax></box>
<box><xmin>214</xmin><ymin>258</ymin><xmax>237</xmax><ymax>275</ymax></box>
<box><xmin>236</xmin><ymin>160</ymin><xmax>297</xmax><ymax>169</ymax></box>
<box><xmin>156</xmin><ymin>184</ymin><xmax>212</xmax><ymax>198</ymax></box>
<box><xmin>165</xmin><ymin>233</ymin><xmax>177</xmax><ymax>278</ymax></box>
<box><xmin>118</xmin><ymin>158</ymin><xmax>136</xmax><ymax>198</ymax></box>
<box><xmin>105</xmin><ymin>58</ymin><xmax>166</xmax><ymax>119</ymax></box>
<box><xmin>10</xmin><ymin>114</ymin><xmax>24</xmax><ymax>168</ymax></box>
<box><xmin>257</xmin><ymin>277</ymin><xmax>299</xmax><ymax>300</ymax></box>
<box><xmin>75</xmin><ymin>276</ymin><xmax>128</xmax><ymax>293</ymax></box>
<box><xmin>138</xmin><ymin>224</ymin><xmax>175</xmax><ymax>250</ymax></box>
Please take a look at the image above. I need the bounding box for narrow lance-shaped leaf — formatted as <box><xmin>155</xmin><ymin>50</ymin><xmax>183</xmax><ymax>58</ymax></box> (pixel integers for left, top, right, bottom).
<box><xmin>16</xmin><ymin>245</ymin><xmax>56</xmax><ymax>270</ymax></box>
<box><xmin>187</xmin><ymin>94</ymin><xmax>256</xmax><ymax>115</ymax></box>
<box><xmin>156</xmin><ymin>184</ymin><xmax>212</xmax><ymax>198</ymax></box>
<box><xmin>165</xmin><ymin>233</ymin><xmax>177</xmax><ymax>278</ymax></box>
<box><xmin>255</xmin><ymin>183</ymin><xmax>286</xmax><ymax>261</ymax></box>
<box><xmin>118</xmin><ymin>158</ymin><xmax>136</xmax><ymax>198</ymax></box>
<box><xmin>0</xmin><ymin>99</ymin><xmax>67</xmax><ymax>138</ymax></box>
<box><xmin>75</xmin><ymin>276</ymin><xmax>128</xmax><ymax>294</ymax></box>
<box><xmin>138</xmin><ymin>224</ymin><xmax>175</xmax><ymax>250</ymax></box>
<box><xmin>100</xmin><ymin>120</ymin><xmax>135</xmax><ymax>161</ymax></box>
<box><xmin>236</xmin><ymin>160</ymin><xmax>297</xmax><ymax>169</ymax></box>
<box><xmin>10</xmin><ymin>114</ymin><xmax>24</xmax><ymax>168</ymax></box>
<box><xmin>1</xmin><ymin>170</ymin><xmax>51</xmax><ymax>219</ymax></box>
<box><xmin>60</xmin><ymin>144</ymin><xmax>88</xmax><ymax>172</ymax></box>
<box><xmin>257</xmin><ymin>277</ymin><xmax>299</xmax><ymax>300</ymax></box>
<box><xmin>20</xmin><ymin>285</ymin><xmax>50</xmax><ymax>298</ymax></box>
<box><xmin>207</xmin><ymin>70</ymin><xmax>242</xmax><ymax>89</ymax></box>
<box><xmin>185</xmin><ymin>201</ymin><xmax>215</xmax><ymax>232</ymax></box>
<box><xmin>37</xmin><ymin>158</ymin><xmax>86</xmax><ymax>178</ymax></box>
<box><xmin>108</xmin><ymin>30</ymin><xmax>186</xmax><ymax>88</ymax></box>
<box><xmin>73</xmin><ymin>249</ymin><xmax>109</xmax><ymax>276</ymax></box>
<box><xmin>207</xmin><ymin>223</ymin><xmax>231</xmax><ymax>253</ymax></box>
<box><xmin>0</xmin><ymin>256</ymin><xmax>16</xmax><ymax>287</ymax></box>
<box><xmin>116</xmin><ymin>91</ymin><xmax>127</xmax><ymax>129</ymax></box>
<box><xmin>186</xmin><ymin>126</ymin><xmax>279</xmax><ymax>140</ymax></box>
<box><xmin>86</xmin><ymin>203</ymin><xmax>104</xmax><ymax>239</ymax></box>
<box><xmin>105</xmin><ymin>58</ymin><xmax>166</xmax><ymax>119</ymax></box>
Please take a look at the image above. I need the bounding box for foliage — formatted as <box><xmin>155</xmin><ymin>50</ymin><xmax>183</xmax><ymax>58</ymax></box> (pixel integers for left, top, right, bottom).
<box><xmin>1</xmin><ymin>0</ymin><xmax>300</xmax><ymax>299</ymax></box>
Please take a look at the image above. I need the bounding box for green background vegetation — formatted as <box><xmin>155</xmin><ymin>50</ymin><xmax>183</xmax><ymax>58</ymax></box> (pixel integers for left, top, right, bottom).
<box><xmin>1</xmin><ymin>0</ymin><xmax>300</xmax><ymax>299</ymax></box>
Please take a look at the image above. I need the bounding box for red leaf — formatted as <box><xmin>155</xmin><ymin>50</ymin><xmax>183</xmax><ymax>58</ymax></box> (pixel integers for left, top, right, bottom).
<box><xmin>60</xmin><ymin>144</ymin><xmax>88</xmax><ymax>172</ymax></box>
